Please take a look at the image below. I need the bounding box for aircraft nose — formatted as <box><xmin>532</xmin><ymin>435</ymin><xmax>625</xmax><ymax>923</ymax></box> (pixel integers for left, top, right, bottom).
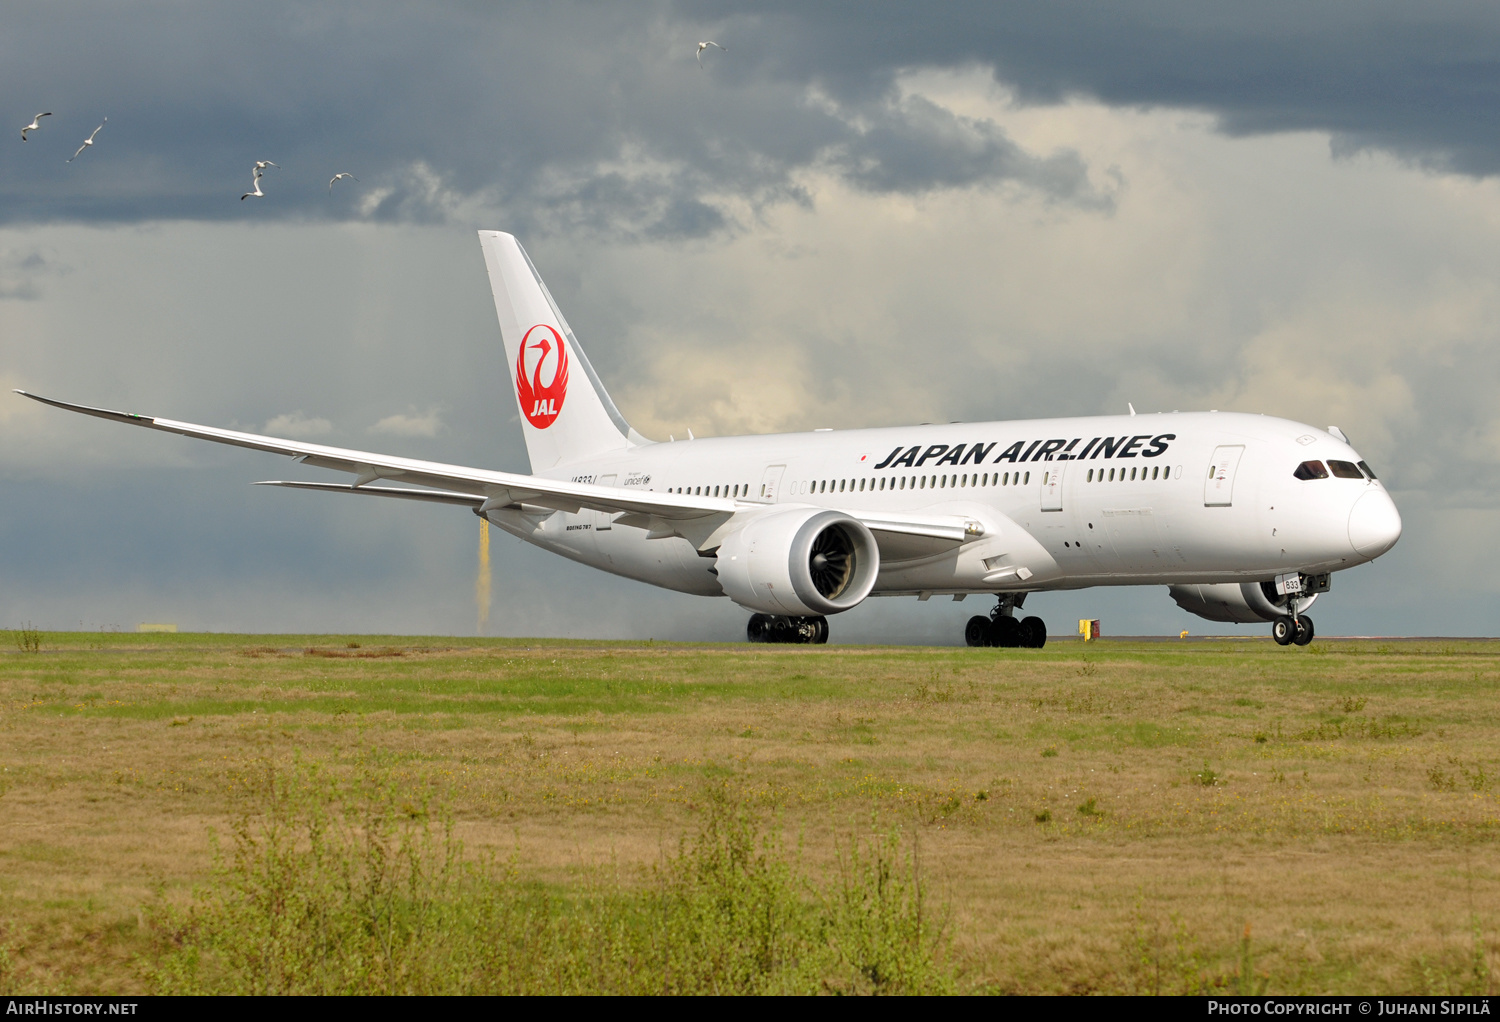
<box><xmin>1348</xmin><ymin>489</ymin><xmax>1402</xmax><ymax>559</ymax></box>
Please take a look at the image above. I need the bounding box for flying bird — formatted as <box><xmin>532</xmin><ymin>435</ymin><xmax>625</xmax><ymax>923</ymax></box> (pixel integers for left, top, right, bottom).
<box><xmin>240</xmin><ymin>161</ymin><xmax>279</xmax><ymax>201</ymax></box>
<box><xmin>66</xmin><ymin>118</ymin><xmax>106</xmax><ymax>162</ymax></box>
<box><xmin>241</xmin><ymin>166</ymin><xmax>265</xmax><ymax>201</ymax></box>
<box><xmin>328</xmin><ymin>172</ymin><xmax>357</xmax><ymax>190</ymax></box>
<box><xmin>21</xmin><ymin>112</ymin><xmax>51</xmax><ymax>141</ymax></box>
<box><xmin>695</xmin><ymin>40</ymin><xmax>726</xmax><ymax>67</ymax></box>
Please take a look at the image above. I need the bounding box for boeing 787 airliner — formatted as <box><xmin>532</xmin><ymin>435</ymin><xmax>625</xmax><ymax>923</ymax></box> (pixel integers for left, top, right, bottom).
<box><xmin>19</xmin><ymin>231</ymin><xmax>1402</xmax><ymax>646</ymax></box>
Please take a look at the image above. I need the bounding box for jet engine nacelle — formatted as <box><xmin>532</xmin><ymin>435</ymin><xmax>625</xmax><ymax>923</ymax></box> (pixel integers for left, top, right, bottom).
<box><xmin>1168</xmin><ymin>581</ymin><xmax>1319</xmax><ymax>624</ymax></box>
<box><xmin>715</xmin><ymin>508</ymin><xmax>880</xmax><ymax>616</ymax></box>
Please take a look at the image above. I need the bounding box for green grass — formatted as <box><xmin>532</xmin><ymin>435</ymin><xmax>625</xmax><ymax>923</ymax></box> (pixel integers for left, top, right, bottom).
<box><xmin>2</xmin><ymin>632</ymin><xmax>1500</xmax><ymax>993</ymax></box>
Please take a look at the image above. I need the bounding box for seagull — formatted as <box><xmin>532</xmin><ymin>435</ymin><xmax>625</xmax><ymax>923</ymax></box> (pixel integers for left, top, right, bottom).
<box><xmin>695</xmin><ymin>40</ymin><xmax>726</xmax><ymax>67</ymax></box>
<box><xmin>66</xmin><ymin>118</ymin><xmax>106</xmax><ymax>162</ymax></box>
<box><xmin>240</xmin><ymin>167</ymin><xmax>265</xmax><ymax>201</ymax></box>
<box><xmin>21</xmin><ymin>112</ymin><xmax>51</xmax><ymax>141</ymax></box>
<box><xmin>240</xmin><ymin>161</ymin><xmax>279</xmax><ymax>200</ymax></box>
<box><xmin>328</xmin><ymin>172</ymin><xmax>357</xmax><ymax>190</ymax></box>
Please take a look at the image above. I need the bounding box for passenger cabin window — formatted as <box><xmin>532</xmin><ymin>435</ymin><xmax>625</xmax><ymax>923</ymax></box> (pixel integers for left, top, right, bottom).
<box><xmin>1358</xmin><ymin>461</ymin><xmax>1377</xmax><ymax>480</ymax></box>
<box><xmin>1294</xmin><ymin>460</ymin><xmax>1329</xmax><ymax>480</ymax></box>
<box><xmin>1327</xmin><ymin>460</ymin><xmax>1364</xmax><ymax>479</ymax></box>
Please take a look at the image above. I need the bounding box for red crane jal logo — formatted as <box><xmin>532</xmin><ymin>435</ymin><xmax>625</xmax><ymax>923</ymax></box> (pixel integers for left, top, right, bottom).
<box><xmin>516</xmin><ymin>324</ymin><xmax>569</xmax><ymax>429</ymax></box>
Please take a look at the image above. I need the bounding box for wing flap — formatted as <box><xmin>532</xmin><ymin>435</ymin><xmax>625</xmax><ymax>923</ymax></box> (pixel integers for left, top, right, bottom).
<box><xmin>255</xmin><ymin>481</ymin><xmax>488</xmax><ymax>507</ymax></box>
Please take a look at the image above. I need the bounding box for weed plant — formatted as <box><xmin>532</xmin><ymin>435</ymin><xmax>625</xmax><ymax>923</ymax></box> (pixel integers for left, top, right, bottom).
<box><xmin>148</xmin><ymin>755</ymin><xmax>951</xmax><ymax>995</ymax></box>
<box><xmin>12</xmin><ymin>624</ymin><xmax>39</xmax><ymax>653</ymax></box>
<box><xmin>1123</xmin><ymin>904</ymin><xmax>1269</xmax><ymax>995</ymax></box>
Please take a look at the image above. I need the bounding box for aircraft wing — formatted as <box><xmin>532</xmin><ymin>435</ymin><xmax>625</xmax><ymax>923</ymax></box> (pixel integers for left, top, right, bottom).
<box><xmin>15</xmin><ymin>391</ymin><xmax>733</xmax><ymax>521</ymax></box>
<box><xmin>18</xmin><ymin>391</ymin><xmax>989</xmax><ymax>545</ymax></box>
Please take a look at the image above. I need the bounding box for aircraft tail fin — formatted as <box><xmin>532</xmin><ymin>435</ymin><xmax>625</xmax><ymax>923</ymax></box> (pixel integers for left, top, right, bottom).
<box><xmin>478</xmin><ymin>231</ymin><xmax>644</xmax><ymax>471</ymax></box>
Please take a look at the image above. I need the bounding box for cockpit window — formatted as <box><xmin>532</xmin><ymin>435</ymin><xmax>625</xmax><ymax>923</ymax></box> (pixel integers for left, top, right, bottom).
<box><xmin>1358</xmin><ymin>460</ymin><xmax>1378</xmax><ymax>480</ymax></box>
<box><xmin>1327</xmin><ymin>460</ymin><xmax>1364</xmax><ymax>479</ymax></box>
<box><xmin>1293</xmin><ymin>460</ymin><xmax>1329</xmax><ymax>480</ymax></box>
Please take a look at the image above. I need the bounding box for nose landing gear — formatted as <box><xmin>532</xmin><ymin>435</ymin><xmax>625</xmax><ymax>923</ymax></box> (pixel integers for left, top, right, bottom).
<box><xmin>1271</xmin><ymin>601</ymin><xmax>1315</xmax><ymax>646</ymax></box>
<box><xmin>747</xmin><ymin>613</ymin><xmax>828</xmax><ymax>644</ymax></box>
<box><xmin>965</xmin><ymin>595</ymin><xmax>1046</xmax><ymax>649</ymax></box>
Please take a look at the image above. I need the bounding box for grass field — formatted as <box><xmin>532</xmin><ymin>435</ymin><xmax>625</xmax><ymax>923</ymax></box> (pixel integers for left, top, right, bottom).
<box><xmin>1</xmin><ymin>631</ymin><xmax>1498</xmax><ymax>993</ymax></box>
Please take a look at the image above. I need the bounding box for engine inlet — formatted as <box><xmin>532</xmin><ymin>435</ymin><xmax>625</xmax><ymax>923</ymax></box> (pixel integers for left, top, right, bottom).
<box><xmin>809</xmin><ymin>525</ymin><xmax>857</xmax><ymax>599</ymax></box>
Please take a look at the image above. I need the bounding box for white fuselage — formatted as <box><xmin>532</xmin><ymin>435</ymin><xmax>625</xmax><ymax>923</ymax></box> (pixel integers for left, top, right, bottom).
<box><xmin>485</xmin><ymin>410</ymin><xmax>1401</xmax><ymax>601</ymax></box>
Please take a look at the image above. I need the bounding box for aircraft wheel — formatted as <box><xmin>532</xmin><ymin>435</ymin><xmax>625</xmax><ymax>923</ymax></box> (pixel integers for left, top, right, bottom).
<box><xmin>810</xmin><ymin>617</ymin><xmax>829</xmax><ymax>644</ymax></box>
<box><xmin>1293</xmin><ymin>615</ymin><xmax>1315</xmax><ymax>646</ymax></box>
<box><xmin>1020</xmin><ymin>616</ymin><xmax>1047</xmax><ymax>649</ymax></box>
<box><xmin>1271</xmin><ymin>615</ymin><xmax>1296</xmax><ymax>646</ymax></box>
<box><xmin>965</xmin><ymin>615</ymin><xmax>994</xmax><ymax>647</ymax></box>
<box><xmin>747</xmin><ymin>614</ymin><xmax>771</xmax><ymax>643</ymax></box>
<box><xmin>992</xmin><ymin>616</ymin><xmax>1021</xmax><ymax>648</ymax></box>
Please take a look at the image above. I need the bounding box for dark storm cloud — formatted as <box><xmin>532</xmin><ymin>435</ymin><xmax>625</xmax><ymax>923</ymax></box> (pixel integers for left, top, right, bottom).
<box><xmin>5</xmin><ymin>2</ymin><xmax>1499</xmax><ymax>234</ymax></box>
<box><xmin>822</xmin><ymin>94</ymin><xmax>1100</xmax><ymax>201</ymax></box>
<box><xmin>694</xmin><ymin>1</ymin><xmax>1500</xmax><ymax>175</ymax></box>
<box><xmin>0</xmin><ymin>1</ymin><xmax>1112</xmax><ymax>233</ymax></box>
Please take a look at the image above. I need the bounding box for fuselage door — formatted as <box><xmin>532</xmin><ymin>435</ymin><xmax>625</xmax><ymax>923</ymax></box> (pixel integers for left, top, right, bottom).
<box><xmin>1040</xmin><ymin>466</ymin><xmax>1063</xmax><ymax>511</ymax></box>
<box><xmin>1204</xmin><ymin>446</ymin><xmax>1245</xmax><ymax>507</ymax></box>
<box><xmin>756</xmin><ymin>465</ymin><xmax>786</xmax><ymax>503</ymax></box>
<box><xmin>593</xmin><ymin>474</ymin><xmax>616</xmax><ymax>529</ymax></box>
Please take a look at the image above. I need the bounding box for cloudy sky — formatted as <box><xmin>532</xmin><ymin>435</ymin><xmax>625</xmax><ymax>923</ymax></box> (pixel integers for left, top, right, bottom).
<box><xmin>3</xmin><ymin>1</ymin><xmax>1499</xmax><ymax>641</ymax></box>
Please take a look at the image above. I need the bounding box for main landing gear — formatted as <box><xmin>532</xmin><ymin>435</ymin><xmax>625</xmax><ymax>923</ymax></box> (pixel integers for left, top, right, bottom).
<box><xmin>965</xmin><ymin>595</ymin><xmax>1046</xmax><ymax>649</ymax></box>
<box><xmin>747</xmin><ymin>613</ymin><xmax>829</xmax><ymax>644</ymax></box>
<box><xmin>1271</xmin><ymin>612</ymin><xmax>1314</xmax><ymax>647</ymax></box>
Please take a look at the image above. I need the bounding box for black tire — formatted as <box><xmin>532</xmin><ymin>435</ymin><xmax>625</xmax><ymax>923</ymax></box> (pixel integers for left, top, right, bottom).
<box><xmin>1293</xmin><ymin>615</ymin><xmax>1314</xmax><ymax>646</ymax></box>
<box><xmin>1271</xmin><ymin>615</ymin><xmax>1295</xmax><ymax>645</ymax></box>
<box><xmin>1020</xmin><ymin>616</ymin><xmax>1047</xmax><ymax>649</ymax></box>
<box><xmin>810</xmin><ymin>617</ymin><xmax>829</xmax><ymax>644</ymax></box>
<box><xmin>965</xmin><ymin>615</ymin><xmax>994</xmax><ymax>647</ymax></box>
<box><xmin>747</xmin><ymin>614</ymin><xmax>771</xmax><ymax>643</ymax></box>
<box><xmin>992</xmin><ymin>616</ymin><xmax>1022</xmax><ymax>648</ymax></box>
